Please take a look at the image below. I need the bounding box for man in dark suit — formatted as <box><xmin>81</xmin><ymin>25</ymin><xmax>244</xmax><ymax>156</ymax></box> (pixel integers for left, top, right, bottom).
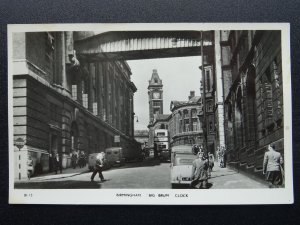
<box><xmin>53</xmin><ymin>153</ymin><xmax>62</xmax><ymax>174</ymax></box>
<box><xmin>263</xmin><ymin>144</ymin><xmax>284</xmax><ymax>188</ymax></box>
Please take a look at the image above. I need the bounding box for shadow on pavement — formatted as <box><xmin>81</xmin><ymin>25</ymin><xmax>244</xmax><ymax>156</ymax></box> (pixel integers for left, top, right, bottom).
<box><xmin>14</xmin><ymin>180</ymin><xmax>102</xmax><ymax>189</ymax></box>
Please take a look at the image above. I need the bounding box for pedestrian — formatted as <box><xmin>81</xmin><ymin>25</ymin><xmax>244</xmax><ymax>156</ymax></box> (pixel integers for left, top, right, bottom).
<box><xmin>53</xmin><ymin>152</ymin><xmax>62</xmax><ymax>174</ymax></box>
<box><xmin>27</xmin><ymin>154</ymin><xmax>33</xmax><ymax>180</ymax></box>
<box><xmin>91</xmin><ymin>152</ymin><xmax>105</xmax><ymax>182</ymax></box>
<box><xmin>71</xmin><ymin>152</ymin><xmax>77</xmax><ymax>169</ymax></box>
<box><xmin>219</xmin><ymin>146</ymin><xmax>225</xmax><ymax>168</ymax></box>
<box><xmin>263</xmin><ymin>144</ymin><xmax>284</xmax><ymax>188</ymax></box>
<box><xmin>190</xmin><ymin>151</ymin><xmax>209</xmax><ymax>189</ymax></box>
<box><xmin>79</xmin><ymin>151</ymin><xmax>86</xmax><ymax>168</ymax></box>
<box><xmin>192</xmin><ymin>144</ymin><xmax>200</xmax><ymax>155</ymax></box>
<box><xmin>207</xmin><ymin>152</ymin><xmax>215</xmax><ymax>178</ymax></box>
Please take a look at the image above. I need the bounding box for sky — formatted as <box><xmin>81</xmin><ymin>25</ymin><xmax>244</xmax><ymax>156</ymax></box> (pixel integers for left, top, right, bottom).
<box><xmin>128</xmin><ymin>56</ymin><xmax>202</xmax><ymax>130</ymax></box>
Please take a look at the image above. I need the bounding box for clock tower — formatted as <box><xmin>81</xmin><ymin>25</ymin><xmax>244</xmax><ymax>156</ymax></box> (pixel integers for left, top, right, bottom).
<box><xmin>148</xmin><ymin>69</ymin><xmax>163</xmax><ymax>123</ymax></box>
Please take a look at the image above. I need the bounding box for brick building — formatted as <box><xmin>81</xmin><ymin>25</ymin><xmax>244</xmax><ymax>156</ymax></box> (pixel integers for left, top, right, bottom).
<box><xmin>12</xmin><ymin>31</ymin><xmax>137</xmax><ymax>179</ymax></box>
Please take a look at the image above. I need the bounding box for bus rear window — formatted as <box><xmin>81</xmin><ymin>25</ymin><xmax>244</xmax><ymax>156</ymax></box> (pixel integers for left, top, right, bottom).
<box><xmin>156</xmin><ymin>132</ymin><xmax>165</xmax><ymax>137</ymax></box>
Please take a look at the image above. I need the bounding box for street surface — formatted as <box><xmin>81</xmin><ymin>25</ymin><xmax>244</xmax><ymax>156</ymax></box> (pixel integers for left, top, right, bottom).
<box><xmin>15</xmin><ymin>157</ymin><xmax>267</xmax><ymax>189</ymax></box>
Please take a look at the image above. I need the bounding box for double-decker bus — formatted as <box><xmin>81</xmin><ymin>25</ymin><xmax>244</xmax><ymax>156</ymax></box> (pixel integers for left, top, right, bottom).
<box><xmin>154</xmin><ymin>129</ymin><xmax>170</xmax><ymax>161</ymax></box>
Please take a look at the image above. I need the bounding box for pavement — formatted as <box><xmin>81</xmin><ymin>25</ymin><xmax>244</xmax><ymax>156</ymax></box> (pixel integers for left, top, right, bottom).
<box><xmin>14</xmin><ymin>158</ymin><xmax>269</xmax><ymax>189</ymax></box>
<box><xmin>209</xmin><ymin>162</ymin><xmax>268</xmax><ymax>189</ymax></box>
<box><xmin>15</xmin><ymin>165</ymin><xmax>90</xmax><ymax>183</ymax></box>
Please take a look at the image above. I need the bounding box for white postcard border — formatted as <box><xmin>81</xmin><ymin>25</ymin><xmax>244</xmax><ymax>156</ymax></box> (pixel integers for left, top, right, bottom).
<box><xmin>8</xmin><ymin>23</ymin><xmax>293</xmax><ymax>205</ymax></box>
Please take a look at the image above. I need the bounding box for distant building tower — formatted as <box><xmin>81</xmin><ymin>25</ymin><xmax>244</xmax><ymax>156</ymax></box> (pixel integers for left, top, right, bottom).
<box><xmin>148</xmin><ymin>69</ymin><xmax>163</xmax><ymax>123</ymax></box>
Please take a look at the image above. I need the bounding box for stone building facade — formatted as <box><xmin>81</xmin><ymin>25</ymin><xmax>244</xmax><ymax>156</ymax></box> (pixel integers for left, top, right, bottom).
<box><xmin>221</xmin><ymin>30</ymin><xmax>284</xmax><ymax>178</ymax></box>
<box><xmin>13</xmin><ymin>31</ymin><xmax>137</xmax><ymax>179</ymax></box>
<box><xmin>168</xmin><ymin>91</ymin><xmax>203</xmax><ymax>148</ymax></box>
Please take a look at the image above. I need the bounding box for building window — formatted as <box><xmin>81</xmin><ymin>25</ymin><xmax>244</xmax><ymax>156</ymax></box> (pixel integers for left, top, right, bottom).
<box><xmin>82</xmin><ymin>94</ymin><xmax>88</xmax><ymax>109</ymax></box>
<box><xmin>45</xmin><ymin>32</ymin><xmax>55</xmax><ymax>80</ymax></box>
<box><xmin>184</xmin><ymin>120</ymin><xmax>190</xmax><ymax>132</ymax></box>
<box><xmin>260</xmin><ymin>58</ymin><xmax>283</xmax><ymax>134</ymax></box>
<box><xmin>153</xmin><ymin>101</ymin><xmax>161</xmax><ymax>107</ymax></box>
<box><xmin>183</xmin><ymin>110</ymin><xmax>189</xmax><ymax>119</ymax></box>
<box><xmin>272</xmin><ymin>58</ymin><xmax>283</xmax><ymax>124</ymax></box>
<box><xmin>102</xmin><ymin>109</ymin><xmax>106</xmax><ymax>121</ymax></box>
<box><xmin>93</xmin><ymin>102</ymin><xmax>98</xmax><ymax>116</ymax></box>
<box><xmin>261</xmin><ymin>67</ymin><xmax>273</xmax><ymax>131</ymax></box>
<box><xmin>192</xmin><ymin>119</ymin><xmax>198</xmax><ymax>131</ymax></box>
<box><xmin>191</xmin><ymin>109</ymin><xmax>197</xmax><ymax>118</ymax></box>
<box><xmin>72</xmin><ymin>85</ymin><xmax>77</xmax><ymax>101</ymax></box>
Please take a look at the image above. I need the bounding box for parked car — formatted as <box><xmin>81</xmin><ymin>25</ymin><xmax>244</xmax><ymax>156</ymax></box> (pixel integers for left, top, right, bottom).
<box><xmin>105</xmin><ymin>147</ymin><xmax>126</xmax><ymax>167</ymax></box>
<box><xmin>88</xmin><ymin>153</ymin><xmax>111</xmax><ymax>171</ymax></box>
<box><xmin>170</xmin><ymin>152</ymin><xmax>198</xmax><ymax>188</ymax></box>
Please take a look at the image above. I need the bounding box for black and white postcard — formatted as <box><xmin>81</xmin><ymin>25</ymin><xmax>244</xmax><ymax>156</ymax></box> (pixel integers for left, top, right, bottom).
<box><xmin>8</xmin><ymin>23</ymin><xmax>293</xmax><ymax>204</ymax></box>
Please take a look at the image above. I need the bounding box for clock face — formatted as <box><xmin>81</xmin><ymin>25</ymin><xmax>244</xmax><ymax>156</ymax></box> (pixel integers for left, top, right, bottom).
<box><xmin>153</xmin><ymin>92</ymin><xmax>160</xmax><ymax>99</ymax></box>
